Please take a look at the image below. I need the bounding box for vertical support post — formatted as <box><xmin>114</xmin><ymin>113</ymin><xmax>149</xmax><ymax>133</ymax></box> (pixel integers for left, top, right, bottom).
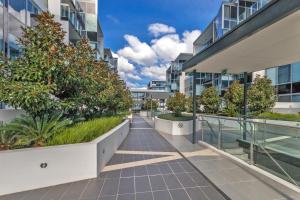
<box><xmin>250</xmin><ymin>122</ymin><xmax>254</xmax><ymax>164</ymax></box>
<box><xmin>192</xmin><ymin>70</ymin><xmax>197</xmax><ymax>144</ymax></box>
<box><xmin>150</xmin><ymin>94</ymin><xmax>153</xmax><ymax>119</ymax></box>
<box><xmin>243</xmin><ymin>72</ymin><xmax>248</xmax><ymax>140</ymax></box>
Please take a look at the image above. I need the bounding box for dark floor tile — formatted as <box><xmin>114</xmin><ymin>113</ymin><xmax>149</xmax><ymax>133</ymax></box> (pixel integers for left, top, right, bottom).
<box><xmin>41</xmin><ymin>183</ymin><xmax>72</xmax><ymax>200</ymax></box>
<box><xmin>117</xmin><ymin>193</ymin><xmax>135</xmax><ymax>200</ymax></box>
<box><xmin>80</xmin><ymin>178</ymin><xmax>104</xmax><ymax>200</ymax></box>
<box><xmin>163</xmin><ymin>174</ymin><xmax>182</xmax><ymax>190</ymax></box>
<box><xmin>0</xmin><ymin>191</ymin><xmax>31</xmax><ymax>200</ymax></box>
<box><xmin>201</xmin><ymin>186</ymin><xmax>227</xmax><ymax>200</ymax></box>
<box><xmin>120</xmin><ymin>167</ymin><xmax>134</xmax><ymax>177</ymax></box>
<box><xmin>118</xmin><ymin>178</ymin><xmax>134</xmax><ymax>194</ymax></box>
<box><xmin>188</xmin><ymin>172</ymin><xmax>210</xmax><ymax>186</ymax></box>
<box><xmin>136</xmin><ymin>192</ymin><xmax>153</xmax><ymax>200</ymax></box>
<box><xmin>175</xmin><ymin>173</ymin><xmax>196</xmax><ymax>188</ymax></box>
<box><xmin>186</xmin><ymin>187</ymin><xmax>208</xmax><ymax>200</ymax></box>
<box><xmin>147</xmin><ymin>165</ymin><xmax>161</xmax><ymax>175</ymax></box>
<box><xmin>135</xmin><ymin>166</ymin><xmax>148</xmax><ymax>176</ymax></box>
<box><xmin>179</xmin><ymin>162</ymin><xmax>196</xmax><ymax>173</ymax></box>
<box><xmin>100</xmin><ymin>195</ymin><xmax>116</xmax><ymax>200</ymax></box>
<box><xmin>101</xmin><ymin>178</ymin><xmax>119</xmax><ymax>196</ymax></box>
<box><xmin>21</xmin><ymin>187</ymin><xmax>49</xmax><ymax>200</ymax></box>
<box><xmin>157</xmin><ymin>163</ymin><xmax>172</xmax><ymax>174</ymax></box>
<box><xmin>61</xmin><ymin>180</ymin><xmax>89</xmax><ymax>199</ymax></box>
<box><xmin>135</xmin><ymin>176</ymin><xmax>151</xmax><ymax>193</ymax></box>
<box><xmin>169</xmin><ymin>162</ymin><xmax>184</xmax><ymax>173</ymax></box>
<box><xmin>169</xmin><ymin>189</ymin><xmax>190</xmax><ymax>200</ymax></box>
<box><xmin>149</xmin><ymin>175</ymin><xmax>167</xmax><ymax>191</ymax></box>
<box><xmin>153</xmin><ymin>190</ymin><xmax>172</xmax><ymax>200</ymax></box>
<box><xmin>105</xmin><ymin>170</ymin><xmax>121</xmax><ymax>179</ymax></box>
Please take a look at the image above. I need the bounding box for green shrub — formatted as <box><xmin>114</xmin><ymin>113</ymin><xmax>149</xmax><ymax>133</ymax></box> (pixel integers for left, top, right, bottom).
<box><xmin>142</xmin><ymin>99</ymin><xmax>159</xmax><ymax>111</ymax></box>
<box><xmin>158</xmin><ymin>113</ymin><xmax>193</xmax><ymax>121</ymax></box>
<box><xmin>259</xmin><ymin>112</ymin><xmax>300</xmax><ymax>122</ymax></box>
<box><xmin>48</xmin><ymin>116</ymin><xmax>124</xmax><ymax>145</ymax></box>
<box><xmin>199</xmin><ymin>87</ymin><xmax>220</xmax><ymax>114</ymax></box>
<box><xmin>223</xmin><ymin>81</ymin><xmax>244</xmax><ymax>117</ymax></box>
<box><xmin>166</xmin><ymin>92</ymin><xmax>187</xmax><ymax>117</ymax></box>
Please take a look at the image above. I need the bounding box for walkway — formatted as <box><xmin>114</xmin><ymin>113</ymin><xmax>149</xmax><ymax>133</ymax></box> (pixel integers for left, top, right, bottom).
<box><xmin>0</xmin><ymin>116</ymin><xmax>227</xmax><ymax>200</ymax></box>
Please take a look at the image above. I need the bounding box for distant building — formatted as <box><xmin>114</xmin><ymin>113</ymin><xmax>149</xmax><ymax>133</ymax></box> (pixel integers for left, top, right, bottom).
<box><xmin>104</xmin><ymin>48</ymin><xmax>118</xmax><ymax>73</ymax></box>
<box><xmin>147</xmin><ymin>80</ymin><xmax>166</xmax><ymax>91</ymax></box>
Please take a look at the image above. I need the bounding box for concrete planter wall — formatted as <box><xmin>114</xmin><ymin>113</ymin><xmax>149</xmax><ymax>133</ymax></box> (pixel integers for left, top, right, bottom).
<box><xmin>0</xmin><ymin>120</ymin><xmax>130</xmax><ymax>196</ymax></box>
<box><xmin>0</xmin><ymin>109</ymin><xmax>25</xmax><ymax>123</ymax></box>
<box><xmin>140</xmin><ymin>111</ymin><xmax>149</xmax><ymax>117</ymax></box>
<box><xmin>154</xmin><ymin>117</ymin><xmax>200</xmax><ymax>135</ymax></box>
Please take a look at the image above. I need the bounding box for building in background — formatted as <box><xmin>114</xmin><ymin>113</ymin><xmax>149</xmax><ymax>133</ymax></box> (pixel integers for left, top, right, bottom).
<box><xmin>104</xmin><ymin>48</ymin><xmax>118</xmax><ymax>73</ymax></box>
<box><xmin>166</xmin><ymin>53</ymin><xmax>193</xmax><ymax>93</ymax></box>
<box><xmin>130</xmin><ymin>88</ymin><xmax>170</xmax><ymax>112</ymax></box>
<box><xmin>147</xmin><ymin>80</ymin><xmax>166</xmax><ymax>91</ymax></box>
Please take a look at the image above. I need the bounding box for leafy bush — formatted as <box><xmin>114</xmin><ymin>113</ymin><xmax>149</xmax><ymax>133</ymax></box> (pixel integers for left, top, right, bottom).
<box><xmin>48</xmin><ymin>116</ymin><xmax>124</xmax><ymax>145</ymax></box>
<box><xmin>223</xmin><ymin>81</ymin><xmax>244</xmax><ymax>117</ymax></box>
<box><xmin>199</xmin><ymin>87</ymin><xmax>220</xmax><ymax>114</ymax></box>
<box><xmin>158</xmin><ymin>113</ymin><xmax>193</xmax><ymax>121</ymax></box>
<box><xmin>0</xmin><ymin>129</ymin><xmax>20</xmax><ymax>150</ymax></box>
<box><xmin>1</xmin><ymin>113</ymin><xmax>72</xmax><ymax>147</ymax></box>
<box><xmin>259</xmin><ymin>112</ymin><xmax>300</xmax><ymax>122</ymax></box>
<box><xmin>186</xmin><ymin>96</ymin><xmax>201</xmax><ymax>113</ymax></box>
<box><xmin>143</xmin><ymin>99</ymin><xmax>159</xmax><ymax>111</ymax></box>
<box><xmin>166</xmin><ymin>93</ymin><xmax>187</xmax><ymax>117</ymax></box>
<box><xmin>248</xmin><ymin>75</ymin><xmax>276</xmax><ymax>115</ymax></box>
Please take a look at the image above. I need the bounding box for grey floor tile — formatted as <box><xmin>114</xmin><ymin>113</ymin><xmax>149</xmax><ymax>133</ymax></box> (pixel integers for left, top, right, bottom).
<box><xmin>147</xmin><ymin>165</ymin><xmax>161</xmax><ymax>175</ymax></box>
<box><xmin>21</xmin><ymin>187</ymin><xmax>49</xmax><ymax>200</ymax></box>
<box><xmin>175</xmin><ymin>173</ymin><xmax>196</xmax><ymax>188</ymax></box>
<box><xmin>105</xmin><ymin>170</ymin><xmax>121</xmax><ymax>179</ymax></box>
<box><xmin>117</xmin><ymin>193</ymin><xmax>135</xmax><ymax>200</ymax></box>
<box><xmin>100</xmin><ymin>178</ymin><xmax>119</xmax><ymax>196</ymax></box>
<box><xmin>61</xmin><ymin>180</ymin><xmax>89</xmax><ymax>199</ymax></box>
<box><xmin>118</xmin><ymin>178</ymin><xmax>134</xmax><ymax>194</ymax></box>
<box><xmin>169</xmin><ymin>162</ymin><xmax>185</xmax><ymax>173</ymax></box>
<box><xmin>80</xmin><ymin>178</ymin><xmax>104</xmax><ymax>200</ymax></box>
<box><xmin>121</xmin><ymin>168</ymin><xmax>134</xmax><ymax>178</ymax></box>
<box><xmin>41</xmin><ymin>183</ymin><xmax>72</xmax><ymax>200</ymax></box>
<box><xmin>149</xmin><ymin>175</ymin><xmax>167</xmax><ymax>191</ymax></box>
<box><xmin>163</xmin><ymin>174</ymin><xmax>182</xmax><ymax>190</ymax></box>
<box><xmin>157</xmin><ymin>163</ymin><xmax>172</xmax><ymax>175</ymax></box>
<box><xmin>0</xmin><ymin>191</ymin><xmax>31</xmax><ymax>200</ymax></box>
<box><xmin>135</xmin><ymin>166</ymin><xmax>148</xmax><ymax>176</ymax></box>
<box><xmin>187</xmin><ymin>172</ymin><xmax>210</xmax><ymax>186</ymax></box>
<box><xmin>186</xmin><ymin>187</ymin><xmax>208</xmax><ymax>200</ymax></box>
<box><xmin>201</xmin><ymin>186</ymin><xmax>227</xmax><ymax>200</ymax></box>
<box><xmin>136</xmin><ymin>192</ymin><xmax>153</xmax><ymax>200</ymax></box>
<box><xmin>100</xmin><ymin>195</ymin><xmax>116</xmax><ymax>200</ymax></box>
<box><xmin>179</xmin><ymin>162</ymin><xmax>196</xmax><ymax>173</ymax></box>
<box><xmin>135</xmin><ymin>176</ymin><xmax>151</xmax><ymax>193</ymax></box>
<box><xmin>169</xmin><ymin>189</ymin><xmax>190</xmax><ymax>200</ymax></box>
<box><xmin>153</xmin><ymin>190</ymin><xmax>172</xmax><ymax>200</ymax></box>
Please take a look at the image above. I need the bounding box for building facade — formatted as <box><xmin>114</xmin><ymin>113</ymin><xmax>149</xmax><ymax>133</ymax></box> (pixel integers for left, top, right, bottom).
<box><xmin>166</xmin><ymin>53</ymin><xmax>193</xmax><ymax>93</ymax></box>
<box><xmin>147</xmin><ymin>80</ymin><xmax>166</xmax><ymax>91</ymax></box>
<box><xmin>104</xmin><ymin>48</ymin><xmax>118</xmax><ymax>73</ymax></box>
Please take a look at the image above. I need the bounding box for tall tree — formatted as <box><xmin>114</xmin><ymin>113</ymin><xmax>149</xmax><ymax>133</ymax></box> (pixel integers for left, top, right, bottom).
<box><xmin>223</xmin><ymin>81</ymin><xmax>244</xmax><ymax>117</ymax></box>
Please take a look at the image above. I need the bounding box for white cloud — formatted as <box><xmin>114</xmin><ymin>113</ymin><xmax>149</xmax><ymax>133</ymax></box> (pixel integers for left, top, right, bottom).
<box><xmin>141</xmin><ymin>65</ymin><xmax>168</xmax><ymax>81</ymax></box>
<box><xmin>117</xmin><ymin>35</ymin><xmax>157</xmax><ymax>66</ymax></box>
<box><xmin>127</xmin><ymin>73</ymin><xmax>142</xmax><ymax>80</ymax></box>
<box><xmin>151</xmin><ymin>30</ymin><xmax>201</xmax><ymax>62</ymax></box>
<box><xmin>148</xmin><ymin>23</ymin><xmax>176</xmax><ymax>37</ymax></box>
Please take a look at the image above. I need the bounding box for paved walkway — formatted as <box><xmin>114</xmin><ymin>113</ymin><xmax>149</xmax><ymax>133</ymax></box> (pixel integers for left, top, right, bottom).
<box><xmin>0</xmin><ymin>116</ymin><xmax>227</xmax><ymax>200</ymax></box>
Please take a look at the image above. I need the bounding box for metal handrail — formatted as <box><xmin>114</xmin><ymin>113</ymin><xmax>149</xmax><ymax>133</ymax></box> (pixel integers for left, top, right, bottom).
<box><xmin>198</xmin><ymin>118</ymin><xmax>218</xmax><ymax>139</ymax></box>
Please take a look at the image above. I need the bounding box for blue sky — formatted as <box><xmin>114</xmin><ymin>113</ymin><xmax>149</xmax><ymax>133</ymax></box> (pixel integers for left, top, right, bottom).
<box><xmin>99</xmin><ymin>0</ymin><xmax>222</xmax><ymax>88</ymax></box>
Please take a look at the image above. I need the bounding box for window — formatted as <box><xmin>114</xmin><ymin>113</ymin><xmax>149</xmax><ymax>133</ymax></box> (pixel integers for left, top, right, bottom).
<box><xmin>292</xmin><ymin>62</ymin><xmax>300</xmax><ymax>82</ymax></box>
<box><xmin>278</xmin><ymin>95</ymin><xmax>291</xmax><ymax>102</ymax></box>
<box><xmin>9</xmin><ymin>0</ymin><xmax>26</xmax><ymax>23</ymax></box>
<box><xmin>277</xmin><ymin>84</ymin><xmax>291</xmax><ymax>95</ymax></box>
<box><xmin>61</xmin><ymin>4</ymin><xmax>69</xmax><ymax>20</ymax></box>
<box><xmin>292</xmin><ymin>95</ymin><xmax>300</xmax><ymax>102</ymax></box>
<box><xmin>224</xmin><ymin>5</ymin><xmax>230</xmax><ymax>19</ymax></box>
<box><xmin>278</xmin><ymin>65</ymin><xmax>291</xmax><ymax>84</ymax></box>
<box><xmin>292</xmin><ymin>82</ymin><xmax>300</xmax><ymax>94</ymax></box>
<box><xmin>266</xmin><ymin>68</ymin><xmax>277</xmax><ymax>85</ymax></box>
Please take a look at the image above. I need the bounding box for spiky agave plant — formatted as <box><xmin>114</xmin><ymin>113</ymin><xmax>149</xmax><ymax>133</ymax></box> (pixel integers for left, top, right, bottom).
<box><xmin>0</xmin><ymin>128</ymin><xmax>20</xmax><ymax>150</ymax></box>
<box><xmin>3</xmin><ymin>113</ymin><xmax>72</xmax><ymax>147</ymax></box>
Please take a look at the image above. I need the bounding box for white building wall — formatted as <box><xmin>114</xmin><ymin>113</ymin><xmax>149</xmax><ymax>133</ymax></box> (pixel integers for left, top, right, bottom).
<box><xmin>179</xmin><ymin>72</ymin><xmax>186</xmax><ymax>94</ymax></box>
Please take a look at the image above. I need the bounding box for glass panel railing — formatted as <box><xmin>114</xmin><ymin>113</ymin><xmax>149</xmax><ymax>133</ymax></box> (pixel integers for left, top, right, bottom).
<box><xmin>198</xmin><ymin>115</ymin><xmax>300</xmax><ymax>186</ymax></box>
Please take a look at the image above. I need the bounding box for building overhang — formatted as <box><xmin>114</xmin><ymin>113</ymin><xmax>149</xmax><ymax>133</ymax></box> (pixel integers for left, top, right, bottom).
<box><xmin>183</xmin><ymin>0</ymin><xmax>300</xmax><ymax>74</ymax></box>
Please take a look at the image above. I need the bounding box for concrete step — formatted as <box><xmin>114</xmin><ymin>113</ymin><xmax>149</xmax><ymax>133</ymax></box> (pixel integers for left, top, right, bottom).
<box><xmin>224</xmin><ymin>147</ymin><xmax>245</xmax><ymax>155</ymax></box>
<box><xmin>235</xmin><ymin>153</ymin><xmax>250</xmax><ymax>162</ymax></box>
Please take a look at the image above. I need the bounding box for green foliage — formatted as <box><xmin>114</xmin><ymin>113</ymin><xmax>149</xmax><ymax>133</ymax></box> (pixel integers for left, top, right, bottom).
<box><xmin>199</xmin><ymin>87</ymin><xmax>220</xmax><ymax>114</ymax></box>
<box><xmin>48</xmin><ymin>116</ymin><xmax>124</xmax><ymax>145</ymax></box>
<box><xmin>186</xmin><ymin>96</ymin><xmax>201</xmax><ymax>113</ymax></box>
<box><xmin>143</xmin><ymin>99</ymin><xmax>159</xmax><ymax>111</ymax></box>
<box><xmin>223</xmin><ymin>81</ymin><xmax>244</xmax><ymax>117</ymax></box>
<box><xmin>1</xmin><ymin>113</ymin><xmax>72</xmax><ymax>147</ymax></box>
<box><xmin>0</xmin><ymin>12</ymin><xmax>132</xmax><ymax>119</ymax></box>
<box><xmin>248</xmin><ymin>75</ymin><xmax>276</xmax><ymax>115</ymax></box>
<box><xmin>259</xmin><ymin>112</ymin><xmax>300</xmax><ymax>122</ymax></box>
<box><xmin>158</xmin><ymin>113</ymin><xmax>193</xmax><ymax>121</ymax></box>
<box><xmin>0</xmin><ymin>128</ymin><xmax>20</xmax><ymax>150</ymax></box>
<box><xmin>166</xmin><ymin>92</ymin><xmax>187</xmax><ymax>117</ymax></box>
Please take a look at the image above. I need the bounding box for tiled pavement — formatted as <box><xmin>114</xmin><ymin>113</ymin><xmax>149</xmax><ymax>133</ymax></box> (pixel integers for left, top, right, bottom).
<box><xmin>0</xmin><ymin>116</ymin><xmax>227</xmax><ymax>200</ymax></box>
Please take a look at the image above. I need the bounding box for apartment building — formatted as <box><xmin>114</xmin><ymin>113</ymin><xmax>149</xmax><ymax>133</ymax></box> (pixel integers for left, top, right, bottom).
<box><xmin>182</xmin><ymin>0</ymin><xmax>300</xmax><ymax>113</ymax></box>
<box><xmin>147</xmin><ymin>80</ymin><xmax>166</xmax><ymax>91</ymax></box>
<box><xmin>104</xmin><ymin>48</ymin><xmax>118</xmax><ymax>73</ymax></box>
<box><xmin>166</xmin><ymin>53</ymin><xmax>193</xmax><ymax>93</ymax></box>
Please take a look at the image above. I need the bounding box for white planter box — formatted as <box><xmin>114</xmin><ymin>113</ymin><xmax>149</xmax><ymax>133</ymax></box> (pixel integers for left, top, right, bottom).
<box><xmin>140</xmin><ymin>111</ymin><xmax>149</xmax><ymax>117</ymax></box>
<box><xmin>0</xmin><ymin>120</ymin><xmax>130</xmax><ymax>196</ymax></box>
<box><xmin>154</xmin><ymin>117</ymin><xmax>200</xmax><ymax>135</ymax></box>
